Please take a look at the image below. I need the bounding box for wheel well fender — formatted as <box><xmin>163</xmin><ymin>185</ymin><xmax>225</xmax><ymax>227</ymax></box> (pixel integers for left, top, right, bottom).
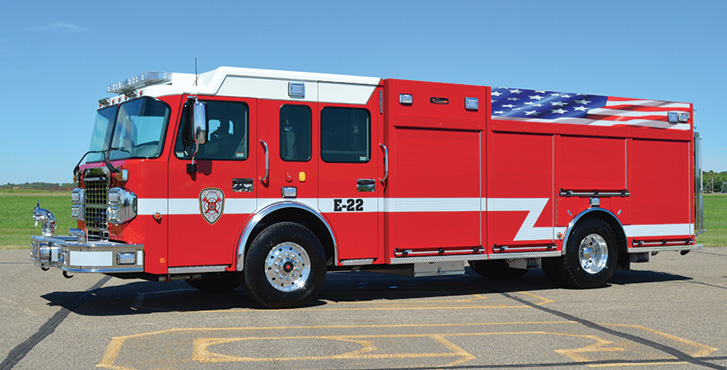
<box><xmin>562</xmin><ymin>208</ymin><xmax>628</xmax><ymax>269</ymax></box>
<box><xmin>235</xmin><ymin>202</ymin><xmax>337</xmax><ymax>271</ymax></box>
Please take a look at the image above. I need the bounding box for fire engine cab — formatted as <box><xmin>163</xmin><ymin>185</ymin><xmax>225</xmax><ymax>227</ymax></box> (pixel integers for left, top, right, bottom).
<box><xmin>31</xmin><ymin>67</ymin><xmax>704</xmax><ymax>308</ymax></box>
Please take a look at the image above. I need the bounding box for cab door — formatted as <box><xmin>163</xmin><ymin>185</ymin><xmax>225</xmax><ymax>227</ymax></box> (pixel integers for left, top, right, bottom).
<box><xmin>318</xmin><ymin>96</ymin><xmax>382</xmax><ymax>262</ymax></box>
<box><xmin>167</xmin><ymin>96</ymin><xmax>257</xmax><ymax>267</ymax></box>
<box><xmin>256</xmin><ymin>100</ymin><xmax>318</xmax><ymax>209</ymax></box>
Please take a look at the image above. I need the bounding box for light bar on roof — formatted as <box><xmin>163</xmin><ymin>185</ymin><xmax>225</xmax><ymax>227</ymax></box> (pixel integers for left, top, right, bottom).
<box><xmin>107</xmin><ymin>72</ymin><xmax>171</xmax><ymax>94</ymax></box>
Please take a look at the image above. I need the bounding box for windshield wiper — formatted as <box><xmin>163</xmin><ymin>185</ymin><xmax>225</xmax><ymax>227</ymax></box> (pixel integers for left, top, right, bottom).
<box><xmin>72</xmin><ymin>146</ymin><xmax>130</xmax><ymax>178</ymax></box>
<box><xmin>103</xmin><ymin>146</ymin><xmax>131</xmax><ymax>173</ymax></box>
<box><xmin>73</xmin><ymin>150</ymin><xmax>105</xmax><ymax>178</ymax></box>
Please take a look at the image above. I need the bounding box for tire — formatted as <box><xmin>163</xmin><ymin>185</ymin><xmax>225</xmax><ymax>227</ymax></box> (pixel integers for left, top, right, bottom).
<box><xmin>243</xmin><ymin>222</ymin><xmax>326</xmax><ymax>308</ymax></box>
<box><xmin>469</xmin><ymin>260</ymin><xmax>528</xmax><ymax>280</ymax></box>
<box><xmin>186</xmin><ymin>272</ymin><xmax>241</xmax><ymax>293</ymax></box>
<box><xmin>559</xmin><ymin>218</ymin><xmax>618</xmax><ymax>288</ymax></box>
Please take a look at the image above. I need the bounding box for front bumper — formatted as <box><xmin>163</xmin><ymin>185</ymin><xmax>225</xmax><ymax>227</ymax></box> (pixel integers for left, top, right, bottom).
<box><xmin>30</xmin><ymin>235</ymin><xmax>144</xmax><ymax>273</ymax></box>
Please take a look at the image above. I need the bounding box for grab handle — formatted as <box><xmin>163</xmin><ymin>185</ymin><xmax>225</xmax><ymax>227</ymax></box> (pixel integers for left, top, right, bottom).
<box><xmin>379</xmin><ymin>143</ymin><xmax>388</xmax><ymax>184</ymax></box>
<box><xmin>260</xmin><ymin>140</ymin><xmax>269</xmax><ymax>184</ymax></box>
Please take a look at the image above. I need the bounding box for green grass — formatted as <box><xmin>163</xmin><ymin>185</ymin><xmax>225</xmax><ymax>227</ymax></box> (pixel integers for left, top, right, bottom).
<box><xmin>699</xmin><ymin>194</ymin><xmax>727</xmax><ymax>247</ymax></box>
<box><xmin>0</xmin><ymin>191</ymin><xmax>74</xmax><ymax>249</ymax></box>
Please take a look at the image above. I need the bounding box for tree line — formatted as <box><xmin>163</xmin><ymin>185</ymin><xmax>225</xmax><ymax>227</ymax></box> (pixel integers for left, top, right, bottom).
<box><xmin>702</xmin><ymin>170</ymin><xmax>727</xmax><ymax>194</ymax></box>
<box><xmin>1</xmin><ymin>182</ymin><xmax>76</xmax><ymax>191</ymax></box>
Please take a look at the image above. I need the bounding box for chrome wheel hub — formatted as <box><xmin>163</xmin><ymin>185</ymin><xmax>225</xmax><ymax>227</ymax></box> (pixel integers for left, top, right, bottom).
<box><xmin>578</xmin><ymin>233</ymin><xmax>608</xmax><ymax>274</ymax></box>
<box><xmin>265</xmin><ymin>242</ymin><xmax>311</xmax><ymax>292</ymax></box>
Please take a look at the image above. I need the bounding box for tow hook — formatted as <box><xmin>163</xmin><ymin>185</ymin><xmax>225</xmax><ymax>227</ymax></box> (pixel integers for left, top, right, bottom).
<box><xmin>63</xmin><ymin>271</ymin><xmax>74</xmax><ymax>279</ymax></box>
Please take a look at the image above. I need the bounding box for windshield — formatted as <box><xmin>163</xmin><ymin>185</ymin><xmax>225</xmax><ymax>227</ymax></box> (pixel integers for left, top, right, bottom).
<box><xmin>86</xmin><ymin>106</ymin><xmax>117</xmax><ymax>162</ymax></box>
<box><xmin>86</xmin><ymin>97</ymin><xmax>170</xmax><ymax>162</ymax></box>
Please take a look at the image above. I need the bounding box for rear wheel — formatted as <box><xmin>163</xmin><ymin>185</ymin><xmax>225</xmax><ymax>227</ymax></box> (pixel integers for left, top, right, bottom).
<box><xmin>469</xmin><ymin>260</ymin><xmax>528</xmax><ymax>280</ymax></box>
<box><xmin>559</xmin><ymin>218</ymin><xmax>618</xmax><ymax>288</ymax></box>
<box><xmin>243</xmin><ymin>222</ymin><xmax>326</xmax><ymax>308</ymax></box>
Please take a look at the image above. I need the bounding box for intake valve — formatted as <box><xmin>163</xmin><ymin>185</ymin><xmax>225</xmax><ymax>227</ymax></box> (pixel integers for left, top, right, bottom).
<box><xmin>33</xmin><ymin>202</ymin><xmax>56</xmax><ymax>236</ymax></box>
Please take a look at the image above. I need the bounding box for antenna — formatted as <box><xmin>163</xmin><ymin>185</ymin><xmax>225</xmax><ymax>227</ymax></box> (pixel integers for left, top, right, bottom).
<box><xmin>194</xmin><ymin>58</ymin><xmax>198</xmax><ymax>86</ymax></box>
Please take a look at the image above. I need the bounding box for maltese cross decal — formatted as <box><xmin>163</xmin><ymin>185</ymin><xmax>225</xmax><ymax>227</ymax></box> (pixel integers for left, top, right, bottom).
<box><xmin>199</xmin><ymin>188</ymin><xmax>225</xmax><ymax>224</ymax></box>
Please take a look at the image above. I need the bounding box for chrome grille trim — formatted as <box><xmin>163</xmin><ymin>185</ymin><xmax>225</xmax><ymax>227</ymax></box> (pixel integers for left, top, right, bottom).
<box><xmin>84</xmin><ymin>168</ymin><xmax>109</xmax><ymax>239</ymax></box>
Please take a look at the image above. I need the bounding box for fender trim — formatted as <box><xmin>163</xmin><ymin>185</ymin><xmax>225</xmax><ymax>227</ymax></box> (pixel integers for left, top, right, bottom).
<box><xmin>561</xmin><ymin>208</ymin><xmax>625</xmax><ymax>255</ymax></box>
<box><xmin>235</xmin><ymin>202</ymin><xmax>337</xmax><ymax>271</ymax></box>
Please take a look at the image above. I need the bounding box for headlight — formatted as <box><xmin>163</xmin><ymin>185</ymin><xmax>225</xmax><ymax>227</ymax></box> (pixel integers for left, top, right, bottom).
<box><xmin>71</xmin><ymin>188</ymin><xmax>84</xmax><ymax>221</ymax></box>
<box><xmin>108</xmin><ymin>187</ymin><xmax>137</xmax><ymax>225</ymax></box>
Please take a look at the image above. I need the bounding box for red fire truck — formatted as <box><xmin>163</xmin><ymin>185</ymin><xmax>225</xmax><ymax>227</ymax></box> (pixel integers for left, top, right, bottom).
<box><xmin>31</xmin><ymin>67</ymin><xmax>704</xmax><ymax>308</ymax></box>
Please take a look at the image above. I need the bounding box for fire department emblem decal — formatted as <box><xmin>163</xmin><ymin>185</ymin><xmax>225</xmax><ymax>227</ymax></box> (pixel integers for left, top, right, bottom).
<box><xmin>199</xmin><ymin>188</ymin><xmax>225</xmax><ymax>224</ymax></box>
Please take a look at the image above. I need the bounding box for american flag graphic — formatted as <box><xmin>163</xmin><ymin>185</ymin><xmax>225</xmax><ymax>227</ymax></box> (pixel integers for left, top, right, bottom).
<box><xmin>491</xmin><ymin>87</ymin><xmax>691</xmax><ymax>130</ymax></box>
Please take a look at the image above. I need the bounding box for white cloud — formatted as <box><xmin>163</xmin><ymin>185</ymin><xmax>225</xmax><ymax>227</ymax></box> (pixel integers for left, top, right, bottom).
<box><xmin>35</xmin><ymin>22</ymin><xmax>88</xmax><ymax>33</ymax></box>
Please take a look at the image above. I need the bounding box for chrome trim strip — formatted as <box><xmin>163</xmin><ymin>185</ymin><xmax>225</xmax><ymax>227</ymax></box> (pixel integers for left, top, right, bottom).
<box><xmin>62</xmin><ymin>267</ymin><xmax>144</xmax><ymax>273</ymax></box>
<box><xmin>395</xmin><ymin>248</ymin><xmax>484</xmax><ymax>256</ymax></box>
<box><xmin>694</xmin><ymin>131</ymin><xmax>705</xmax><ymax>234</ymax></box>
<box><xmin>340</xmin><ymin>259</ymin><xmax>374</xmax><ymax>266</ymax></box>
<box><xmin>168</xmin><ymin>265</ymin><xmax>227</xmax><ymax>273</ymax></box>
<box><xmin>488</xmin><ymin>250</ymin><xmax>562</xmax><ymax>260</ymax></box>
<box><xmin>390</xmin><ymin>254</ymin><xmax>489</xmax><ymax>264</ymax></box>
<box><xmin>493</xmin><ymin>245</ymin><xmax>554</xmax><ymax>251</ymax></box>
<box><xmin>627</xmin><ymin>244</ymin><xmax>703</xmax><ymax>253</ymax></box>
<box><xmin>559</xmin><ymin>189</ymin><xmax>630</xmax><ymax>197</ymax></box>
<box><xmin>30</xmin><ymin>235</ymin><xmax>143</xmax><ymax>273</ymax></box>
<box><xmin>235</xmin><ymin>201</ymin><xmax>338</xmax><ymax>271</ymax></box>
<box><xmin>562</xmin><ymin>208</ymin><xmax>625</xmax><ymax>256</ymax></box>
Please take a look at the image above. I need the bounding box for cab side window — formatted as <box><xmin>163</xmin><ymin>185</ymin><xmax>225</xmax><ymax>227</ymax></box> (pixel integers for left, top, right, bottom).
<box><xmin>280</xmin><ymin>105</ymin><xmax>312</xmax><ymax>161</ymax></box>
<box><xmin>175</xmin><ymin>100</ymin><xmax>248</xmax><ymax>160</ymax></box>
<box><xmin>320</xmin><ymin>107</ymin><xmax>370</xmax><ymax>163</ymax></box>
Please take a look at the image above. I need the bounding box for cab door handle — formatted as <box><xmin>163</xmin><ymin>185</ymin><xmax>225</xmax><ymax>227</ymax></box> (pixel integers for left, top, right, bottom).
<box><xmin>233</xmin><ymin>178</ymin><xmax>254</xmax><ymax>192</ymax></box>
<box><xmin>357</xmin><ymin>179</ymin><xmax>375</xmax><ymax>192</ymax></box>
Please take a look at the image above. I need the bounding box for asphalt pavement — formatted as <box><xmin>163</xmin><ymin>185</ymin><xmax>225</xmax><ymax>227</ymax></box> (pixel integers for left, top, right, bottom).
<box><xmin>1</xmin><ymin>247</ymin><xmax>725</xmax><ymax>369</ymax></box>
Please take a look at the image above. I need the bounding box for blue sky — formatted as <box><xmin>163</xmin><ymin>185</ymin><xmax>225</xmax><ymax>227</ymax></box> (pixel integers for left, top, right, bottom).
<box><xmin>1</xmin><ymin>0</ymin><xmax>725</xmax><ymax>184</ymax></box>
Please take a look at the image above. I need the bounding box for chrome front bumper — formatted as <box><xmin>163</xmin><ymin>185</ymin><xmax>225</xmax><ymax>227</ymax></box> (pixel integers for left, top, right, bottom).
<box><xmin>30</xmin><ymin>235</ymin><xmax>144</xmax><ymax>273</ymax></box>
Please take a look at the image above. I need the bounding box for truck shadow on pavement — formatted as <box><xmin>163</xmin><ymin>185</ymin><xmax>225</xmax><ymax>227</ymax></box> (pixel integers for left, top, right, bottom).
<box><xmin>40</xmin><ymin>268</ymin><xmax>692</xmax><ymax>316</ymax></box>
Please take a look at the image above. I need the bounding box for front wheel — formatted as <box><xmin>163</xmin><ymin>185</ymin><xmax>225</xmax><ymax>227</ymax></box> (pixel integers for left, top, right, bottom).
<box><xmin>243</xmin><ymin>222</ymin><xmax>327</xmax><ymax>308</ymax></box>
<box><xmin>559</xmin><ymin>218</ymin><xmax>618</xmax><ymax>288</ymax></box>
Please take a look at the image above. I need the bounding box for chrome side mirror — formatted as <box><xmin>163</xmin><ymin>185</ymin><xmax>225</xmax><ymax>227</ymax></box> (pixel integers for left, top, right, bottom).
<box><xmin>188</xmin><ymin>98</ymin><xmax>207</xmax><ymax>174</ymax></box>
<box><xmin>192</xmin><ymin>99</ymin><xmax>207</xmax><ymax>145</ymax></box>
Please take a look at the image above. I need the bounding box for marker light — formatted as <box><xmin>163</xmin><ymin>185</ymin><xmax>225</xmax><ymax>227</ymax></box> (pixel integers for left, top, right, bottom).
<box><xmin>288</xmin><ymin>82</ymin><xmax>305</xmax><ymax>98</ymax></box>
<box><xmin>465</xmin><ymin>97</ymin><xmax>479</xmax><ymax>110</ymax></box>
<box><xmin>668</xmin><ymin>111</ymin><xmax>679</xmax><ymax>124</ymax></box>
<box><xmin>678</xmin><ymin>112</ymin><xmax>690</xmax><ymax>123</ymax></box>
<box><xmin>399</xmin><ymin>94</ymin><xmax>413</xmax><ymax>105</ymax></box>
<box><xmin>107</xmin><ymin>72</ymin><xmax>171</xmax><ymax>94</ymax></box>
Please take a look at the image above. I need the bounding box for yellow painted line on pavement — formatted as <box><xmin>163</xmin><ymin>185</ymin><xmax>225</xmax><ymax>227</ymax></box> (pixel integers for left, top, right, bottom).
<box><xmin>193</xmin><ymin>336</ymin><xmax>377</xmax><ymax>362</ymax></box>
<box><xmin>588</xmin><ymin>361</ymin><xmax>690</xmax><ymax>368</ymax></box>
<box><xmin>96</xmin><ymin>321</ymin><xmax>573</xmax><ymax>369</ymax></box>
<box><xmin>518</xmin><ymin>291</ymin><xmax>556</xmax><ymax>305</ymax></box>
<box><xmin>604</xmin><ymin>323</ymin><xmax>719</xmax><ymax>358</ymax></box>
<box><xmin>97</xmin><ymin>321</ymin><xmax>718</xmax><ymax>369</ymax></box>
<box><xmin>190</xmin><ymin>331</ymin><xmax>615</xmax><ymax>366</ymax></box>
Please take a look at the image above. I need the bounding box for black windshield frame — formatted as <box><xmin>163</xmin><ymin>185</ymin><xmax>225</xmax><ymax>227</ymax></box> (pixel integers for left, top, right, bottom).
<box><xmin>86</xmin><ymin>97</ymin><xmax>171</xmax><ymax>163</ymax></box>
